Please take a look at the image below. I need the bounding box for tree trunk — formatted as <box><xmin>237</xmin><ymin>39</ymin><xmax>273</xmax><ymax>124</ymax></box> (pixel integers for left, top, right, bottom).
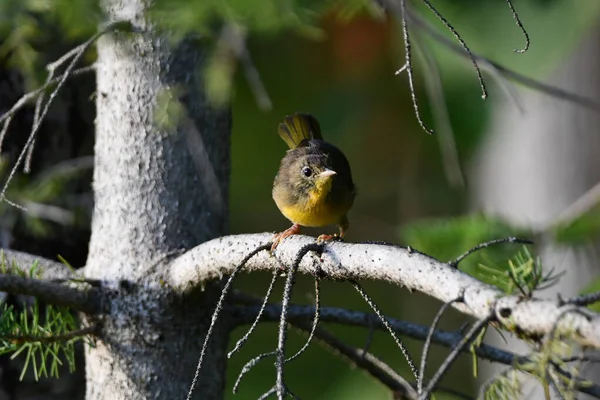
<box><xmin>83</xmin><ymin>0</ymin><xmax>231</xmax><ymax>398</ymax></box>
<box><xmin>471</xmin><ymin>27</ymin><xmax>600</xmax><ymax>399</ymax></box>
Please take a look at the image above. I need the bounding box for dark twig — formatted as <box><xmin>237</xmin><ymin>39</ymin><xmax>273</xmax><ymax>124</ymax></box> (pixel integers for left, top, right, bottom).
<box><xmin>276</xmin><ymin>243</ymin><xmax>323</xmax><ymax>399</ymax></box>
<box><xmin>230</xmin><ymin>304</ymin><xmax>600</xmax><ymax>398</ymax></box>
<box><xmin>419</xmin><ymin>0</ymin><xmax>487</xmax><ymax>99</ymax></box>
<box><xmin>350</xmin><ymin>280</ymin><xmax>420</xmax><ymax>384</ymax></box>
<box><xmin>293</xmin><ymin>320</ymin><xmax>417</xmax><ymax>399</ymax></box>
<box><xmin>449</xmin><ymin>237</ymin><xmax>532</xmax><ymax>269</ymax></box>
<box><xmin>407</xmin><ymin>10</ymin><xmax>600</xmax><ymax>112</ymax></box>
<box><xmin>232</xmin><ymin>272</ymin><xmax>321</xmax><ymax>394</ymax></box>
<box><xmin>0</xmin><ymin>274</ymin><xmax>102</xmax><ymax>314</ymax></box>
<box><xmin>504</xmin><ymin>0</ymin><xmax>530</xmax><ymax>53</ymax></box>
<box><xmin>392</xmin><ymin>0</ymin><xmax>434</xmax><ymax>134</ymax></box>
<box><xmin>228</xmin><ymin>270</ymin><xmax>279</xmax><ymax>358</ymax></box>
<box><xmin>233</xmin><ymin>351</ymin><xmax>277</xmax><ymax>393</ymax></box>
<box><xmin>419</xmin><ymin>315</ymin><xmax>493</xmax><ymax>400</ymax></box>
<box><xmin>285</xmin><ymin>277</ymin><xmax>320</xmax><ymax>363</ymax></box>
<box><xmin>418</xmin><ymin>295</ymin><xmax>464</xmax><ymax>395</ymax></box>
<box><xmin>559</xmin><ymin>291</ymin><xmax>600</xmax><ymax>308</ymax></box>
<box><xmin>360</xmin><ymin>314</ymin><xmax>376</xmax><ymax>358</ymax></box>
<box><xmin>186</xmin><ymin>242</ymin><xmax>271</xmax><ymax>400</ymax></box>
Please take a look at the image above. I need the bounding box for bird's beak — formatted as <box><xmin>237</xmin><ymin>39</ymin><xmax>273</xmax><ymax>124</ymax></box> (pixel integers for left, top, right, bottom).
<box><xmin>318</xmin><ymin>169</ymin><xmax>337</xmax><ymax>178</ymax></box>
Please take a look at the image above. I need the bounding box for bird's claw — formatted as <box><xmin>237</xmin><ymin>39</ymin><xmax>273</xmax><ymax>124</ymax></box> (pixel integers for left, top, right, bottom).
<box><xmin>316</xmin><ymin>234</ymin><xmax>343</xmax><ymax>244</ymax></box>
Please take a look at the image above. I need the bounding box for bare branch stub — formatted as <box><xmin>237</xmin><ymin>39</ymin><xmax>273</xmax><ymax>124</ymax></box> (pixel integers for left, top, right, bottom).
<box><xmin>449</xmin><ymin>237</ymin><xmax>532</xmax><ymax>269</ymax></box>
<box><xmin>0</xmin><ymin>274</ymin><xmax>102</xmax><ymax>314</ymax></box>
<box><xmin>559</xmin><ymin>291</ymin><xmax>600</xmax><ymax>308</ymax></box>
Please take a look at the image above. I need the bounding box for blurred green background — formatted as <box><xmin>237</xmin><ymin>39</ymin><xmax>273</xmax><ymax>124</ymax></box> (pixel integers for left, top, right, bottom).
<box><xmin>1</xmin><ymin>0</ymin><xmax>600</xmax><ymax>398</ymax></box>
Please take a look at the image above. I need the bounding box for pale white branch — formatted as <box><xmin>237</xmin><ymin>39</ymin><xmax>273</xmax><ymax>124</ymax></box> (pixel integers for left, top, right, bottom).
<box><xmin>169</xmin><ymin>233</ymin><xmax>600</xmax><ymax>348</ymax></box>
<box><xmin>1</xmin><ymin>248</ymin><xmax>74</xmax><ymax>280</ymax></box>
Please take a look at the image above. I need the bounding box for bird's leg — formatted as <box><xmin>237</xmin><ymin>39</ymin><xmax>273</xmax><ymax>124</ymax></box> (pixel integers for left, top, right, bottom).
<box><xmin>317</xmin><ymin>218</ymin><xmax>348</xmax><ymax>243</ymax></box>
<box><xmin>271</xmin><ymin>223</ymin><xmax>301</xmax><ymax>252</ymax></box>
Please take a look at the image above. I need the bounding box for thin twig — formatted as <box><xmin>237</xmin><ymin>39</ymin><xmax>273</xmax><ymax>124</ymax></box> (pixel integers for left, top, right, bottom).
<box><xmin>228</xmin><ymin>270</ymin><xmax>279</xmax><ymax>358</ymax></box>
<box><xmin>229</xmin><ymin>303</ymin><xmax>600</xmax><ymax>398</ymax></box>
<box><xmin>419</xmin><ymin>315</ymin><xmax>493</xmax><ymax>400</ymax></box>
<box><xmin>407</xmin><ymin>10</ymin><xmax>600</xmax><ymax>112</ymax></box>
<box><xmin>0</xmin><ymin>115</ymin><xmax>14</xmax><ymax>155</ymax></box>
<box><xmin>350</xmin><ymin>280</ymin><xmax>420</xmax><ymax>385</ymax></box>
<box><xmin>449</xmin><ymin>237</ymin><xmax>532</xmax><ymax>269</ymax></box>
<box><xmin>285</xmin><ymin>277</ymin><xmax>320</xmax><ymax>363</ymax></box>
<box><xmin>419</xmin><ymin>0</ymin><xmax>487</xmax><ymax>99</ymax></box>
<box><xmin>1</xmin><ymin>325</ymin><xmax>97</xmax><ymax>345</ymax></box>
<box><xmin>393</xmin><ymin>0</ymin><xmax>434</xmax><ymax>134</ymax></box>
<box><xmin>294</xmin><ymin>321</ymin><xmax>418</xmax><ymax>399</ymax></box>
<box><xmin>233</xmin><ymin>351</ymin><xmax>277</xmax><ymax>393</ymax></box>
<box><xmin>418</xmin><ymin>295</ymin><xmax>464</xmax><ymax>396</ymax></box>
<box><xmin>504</xmin><ymin>0</ymin><xmax>530</xmax><ymax>53</ymax></box>
<box><xmin>186</xmin><ymin>243</ymin><xmax>271</xmax><ymax>400</ymax></box>
<box><xmin>275</xmin><ymin>243</ymin><xmax>323</xmax><ymax>399</ymax></box>
<box><xmin>0</xmin><ymin>21</ymin><xmax>125</xmax><ymax>207</ymax></box>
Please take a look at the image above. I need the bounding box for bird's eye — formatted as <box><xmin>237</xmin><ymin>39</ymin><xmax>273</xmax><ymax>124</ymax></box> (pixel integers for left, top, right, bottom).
<box><xmin>302</xmin><ymin>166</ymin><xmax>313</xmax><ymax>177</ymax></box>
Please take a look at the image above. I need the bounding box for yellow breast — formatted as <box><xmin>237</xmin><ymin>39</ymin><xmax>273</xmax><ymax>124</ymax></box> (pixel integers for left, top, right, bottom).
<box><xmin>278</xmin><ymin>177</ymin><xmax>346</xmax><ymax>227</ymax></box>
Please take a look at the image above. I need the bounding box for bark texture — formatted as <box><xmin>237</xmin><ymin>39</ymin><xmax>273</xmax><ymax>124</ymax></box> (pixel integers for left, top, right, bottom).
<box><xmin>83</xmin><ymin>0</ymin><xmax>231</xmax><ymax>398</ymax></box>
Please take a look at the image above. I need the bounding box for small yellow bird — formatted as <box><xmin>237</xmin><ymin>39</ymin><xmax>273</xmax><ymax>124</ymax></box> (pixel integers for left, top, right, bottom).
<box><xmin>271</xmin><ymin>113</ymin><xmax>356</xmax><ymax>251</ymax></box>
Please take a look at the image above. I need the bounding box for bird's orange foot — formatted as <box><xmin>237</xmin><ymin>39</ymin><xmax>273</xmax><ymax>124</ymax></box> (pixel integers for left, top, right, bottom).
<box><xmin>316</xmin><ymin>233</ymin><xmax>343</xmax><ymax>243</ymax></box>
<box><xmin>271</xmin><ymin>223</ymin><xmax>301</xmax><ymax>253</ymax></box>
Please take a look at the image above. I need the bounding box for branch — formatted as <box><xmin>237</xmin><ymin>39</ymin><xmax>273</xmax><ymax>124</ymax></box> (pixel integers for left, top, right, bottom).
<box><xmin>169</xmin><ymin>233</ymin><xmax>600</xmax><ymax>349</ymax></box>
<box><xmin>407</xmin><ymin>9</ymin><xmax>600</xmax><ymax>112</ymax></box>
<box><xmin>230</xmin><ymin>303</ymin><xmax>600</xmax><ymax>398</ymax></box>
<box><xmin>1</xmin><ymin>325</ymin><xmax>97</xmax><ymax>345</ymax></box>
<box><xmin>291</xmin><ymin>320</ymin><xmax>418</xmax><ymax>399</ymax></box>
<box><xmin>1</xmin><ymin>249</ymin><xmax>75</xmax><ymax>280</ymax></box>
<box><xmin>0</xmin><ymin>274</ymin><xmax>102</xmax><ymax>314</ymax></box>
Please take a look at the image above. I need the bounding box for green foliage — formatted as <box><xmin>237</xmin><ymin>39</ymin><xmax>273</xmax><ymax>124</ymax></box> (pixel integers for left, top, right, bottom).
<box><xmin>400</xmin><ymin>215</ymin><xmax>561</xmax><ymax>294</ymax></box>
<box><xmin>150</xmin><ymin>0</ymin><xmax>375</xmax><ymax>41</ymax></box>
<box><xmin>0</xmin><ymin>0</ymin><xmax>101</xmax><ymax>90</ymax></box>
<box><xmin>553</xmin><ymin>205</ymin><xmax>600</xmax><ymax>246</ymax></box>
<box><xmin>401</xmin><ymin>214</ymin><xmax>525</xmax><ymax>272</ymax></box>
<box><xmin>0</xmin><ymin>254</ymin><xmax>89</xmax><ymax>381</ymax></box>
<box><xmin>481</xmin><ymin>369</ymin><xmax>522</xmax><ymax>400</ymax></box>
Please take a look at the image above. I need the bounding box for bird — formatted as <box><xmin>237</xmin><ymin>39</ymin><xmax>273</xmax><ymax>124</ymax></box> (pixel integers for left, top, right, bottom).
<box><xmin>271</xmin><ymin>113</ymin><xmax>356</xmax><ymax>251</ymax></box>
